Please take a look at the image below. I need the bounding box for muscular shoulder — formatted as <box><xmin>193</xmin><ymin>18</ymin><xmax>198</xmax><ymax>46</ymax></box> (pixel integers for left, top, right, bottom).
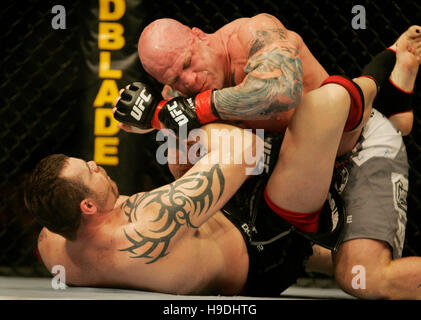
<box><xmin>237</xmin><ymin>14</ymin><xmax>291</xmax><ymax>46</ymax></box>
<box><xmin>37</xmin><ymin>228</ymin><xmax>64</xmax><ymax>269</ymax></box>
<box><xmin>37</xmin><ymin>227</ymin><xmax>58</xmax><ymax>250</ymax></box>
<box><xmin>245</xmin><ymin>13</ymin><xmax>287</xmax><ymax>31</ymax></box>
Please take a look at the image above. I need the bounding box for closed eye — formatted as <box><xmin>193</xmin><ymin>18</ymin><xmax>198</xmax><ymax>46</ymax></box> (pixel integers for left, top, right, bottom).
<box><xmin>183</xmin><ymin>54</ymin><xmax>191</xmax><ymax>69</ymax></box>
<box><xmin>85</xmin><ymin>161</ymin><xmax>92</xmax><ymax>175</ymax></box>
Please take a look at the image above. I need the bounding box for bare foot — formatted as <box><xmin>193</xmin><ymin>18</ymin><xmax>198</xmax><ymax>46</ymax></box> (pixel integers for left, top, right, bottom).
<box><xmin>389</xmin><ymin>25</ymin><xmax>421</xmax><ymax>55</ymax></box>
<box><xmin>390</xmin><ymin>28</ymin><xmax>421</xmax><ymax>91</ymax></box>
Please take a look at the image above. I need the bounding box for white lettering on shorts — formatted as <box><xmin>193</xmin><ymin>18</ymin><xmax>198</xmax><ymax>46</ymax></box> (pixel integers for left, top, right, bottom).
<box><xmin>391</xmin><ymin>172</ymin><xmax>408</xmax><ymax>258</ymax></box>
<box><xmin>327</xmin><ymin>192</ymin><xmax>339</xmax><ymax>231</ymax></box>
<box><xmin>335</xmin><ymin>167</ymin><xmax>349</xmax><ymax>195</ymax></box>
<box><xmin>346</xmin><ymin>215</ymin><xmax>353</xmax><ymax>224</ymax></box>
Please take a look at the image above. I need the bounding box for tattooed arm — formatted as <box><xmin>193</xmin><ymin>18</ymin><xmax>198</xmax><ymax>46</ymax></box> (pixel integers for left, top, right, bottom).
<box><xmin>214</xmin><ymin>14</ymin><xmax>303</xmax><ymax>120</ymax></box>
<box><xmin>120</xmin><ymin>123</ymin><xmax>263</xmax><ymax>263</ymax></box>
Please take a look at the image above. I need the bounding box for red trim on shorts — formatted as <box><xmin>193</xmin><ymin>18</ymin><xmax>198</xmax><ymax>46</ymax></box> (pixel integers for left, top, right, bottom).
<box><xmin>264</xmin><ymin>187</ymin><xmax>321</xmax><ymax>233</ymax></box>
<box><xmin>321</xmin><ymin>75</ymin><xmax>364</xmax><ymax>132</ymax></box>
<box><xmin>152</xmin><ymin>100</ymin><xmax>166</xmax><ymax>129</ymax></box>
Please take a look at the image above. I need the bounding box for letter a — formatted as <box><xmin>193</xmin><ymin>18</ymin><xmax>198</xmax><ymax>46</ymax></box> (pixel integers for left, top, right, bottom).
<box><xmin>51</xmin><ymin>5</ymin><xmax>66</xmax><ymax>30</ymax></box>
<box><xmin>351</xmin><ymin>5</ymin><xmax>366</xmax><ymax>30</ymax></box>
<box><xmin>351</xmin><ymin>265</ymin><xmax>366</xmax><ymax>289</ymax></box>
<box><xmin>51</xmin><ymin>265</ymin><xmax>67</xmax><ymax>290</ymax></box>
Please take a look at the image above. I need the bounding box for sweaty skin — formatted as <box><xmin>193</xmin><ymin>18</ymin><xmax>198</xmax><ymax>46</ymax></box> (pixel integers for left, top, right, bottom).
<box><xmin>38</xmin><ymin>74</ymin><xmax>373</xmax><ymax>295</ymax></box>
<box><xmin>138</xmin><ymin>14</ymin><xmax>363</xmax><ymax>157</ymax></box>
<box><xmin>37</xmin><ymin>124</ymin><xmax>258</xmax><ymax>295</ymax></box>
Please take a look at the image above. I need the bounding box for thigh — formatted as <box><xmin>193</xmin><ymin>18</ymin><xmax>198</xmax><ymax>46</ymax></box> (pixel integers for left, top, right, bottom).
<box><xmin>338</xmin><ymin>110</ymin><xmax>409</xmax><ymax>259</ymax></box>
<box><xmin>266</xmin><ymin>84</ymin><xmax>351</xmax><ymax>213</ymax></box>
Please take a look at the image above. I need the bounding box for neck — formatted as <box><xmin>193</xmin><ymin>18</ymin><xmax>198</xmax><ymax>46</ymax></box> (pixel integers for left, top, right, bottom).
<box><xmin>76</xmin><ymin>197</ymin><xmax>125</xmax><ymax>240</ymax></box>
<box><xmin>211</xmin><ymin>31</ymin><xmax>232</xmax><ymax>88</ymax></box>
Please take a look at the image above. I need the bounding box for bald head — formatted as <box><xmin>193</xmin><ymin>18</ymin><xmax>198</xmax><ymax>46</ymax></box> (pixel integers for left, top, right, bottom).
<box><xmin>138</xmin><ymin>19</ymin><xmax>194</xmax><ymax>79</ymax></box>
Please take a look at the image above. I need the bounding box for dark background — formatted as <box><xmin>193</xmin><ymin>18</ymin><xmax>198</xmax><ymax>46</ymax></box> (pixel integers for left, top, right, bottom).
<box><xmin>0</xmin><ymin>0</ymin><xmax>420</xmax><ymax>281</ymax></box>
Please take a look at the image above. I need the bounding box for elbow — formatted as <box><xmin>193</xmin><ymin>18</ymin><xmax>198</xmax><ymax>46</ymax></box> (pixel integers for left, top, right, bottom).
<box><xmin>269</xmin><ymin>77</ymin><xmax>303</xmax><ymax>113</ymax></box>
<box><xmin>288</xmin><ymin>78</ymin><xmax>303</xmax><ymax>109</ymax></box>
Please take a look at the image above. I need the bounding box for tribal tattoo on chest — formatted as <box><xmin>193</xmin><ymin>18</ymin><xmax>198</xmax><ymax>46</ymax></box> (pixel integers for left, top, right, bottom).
<box><xmin>119</xmin><ymin>165</ymin><xmax>225</xmax><ymax>264</ymax></box>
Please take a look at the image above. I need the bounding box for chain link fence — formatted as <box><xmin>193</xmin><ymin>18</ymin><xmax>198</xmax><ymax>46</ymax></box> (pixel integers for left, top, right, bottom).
<box><xmin>1</xmin><ymin>0</ymin><xmax>420</xmax><ymax>280</ymax></box>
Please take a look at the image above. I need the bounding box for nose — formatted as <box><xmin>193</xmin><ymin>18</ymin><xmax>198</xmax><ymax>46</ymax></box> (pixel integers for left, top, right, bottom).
<box><xmin>87</xmin><ymin>161</ymin><xmax>99</xmax><ymax>173</ymax></box>
<box><xmin>181</xmin><ymin>71</ymin><xmax>197</xmax><ymax>89</ymax></box>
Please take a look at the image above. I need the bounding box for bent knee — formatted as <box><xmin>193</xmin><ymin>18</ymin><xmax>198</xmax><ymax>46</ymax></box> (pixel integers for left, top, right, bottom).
<box><xmin>334</xmin><ymin>262</ymin><xmax>390</xmax><ymax>299</ymax></box>
<box><xmin>334</xmin><ymin>244</ymin><xmax>392</xmax><ymax>299</ymax></box>
<box><xmin>317</xmin><ymin>83</ymin><xmax>352</xmax><ymax>113</ymax></box>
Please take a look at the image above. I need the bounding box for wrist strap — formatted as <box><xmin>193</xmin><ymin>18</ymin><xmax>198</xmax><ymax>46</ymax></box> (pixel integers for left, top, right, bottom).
<box><xmin>195</xmin><ymin>90</ymin><xmax>219</xmax><ymax>124</ymax></box>
<box><xmin>152</xmin><ymin>100</ymin><xmax>166</xmax><ymax>129</ymax></box>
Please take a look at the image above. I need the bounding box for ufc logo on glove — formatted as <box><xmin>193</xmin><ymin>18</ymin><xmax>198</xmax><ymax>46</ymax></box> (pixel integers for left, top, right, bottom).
<box><xmin>130</xmin><ymin>88</ymin><xmax>152</xmax><ymax>121</ymax></box>
<box><xmin>166</xmin><ymin>100</ymin><xmax>189</xmax><ymax>126</ymax></box>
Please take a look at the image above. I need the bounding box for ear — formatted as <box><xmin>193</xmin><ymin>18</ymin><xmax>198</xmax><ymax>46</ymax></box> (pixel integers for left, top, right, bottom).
<box><xmin>80</xmin><ymin>199</ymin><xmax>98</xmax><ymax>216</ymax></box>
<box><xmin>192</xmin><ymin>27</ymin><xmax>208</xmax><ymax>41</ymax></box>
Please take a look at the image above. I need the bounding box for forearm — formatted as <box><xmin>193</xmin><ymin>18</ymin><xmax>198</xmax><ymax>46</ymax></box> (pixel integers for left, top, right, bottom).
<box><xmin>180</xmin><ymin>123</ymin><xmax>262</xmax><ymax>225</ymax></box>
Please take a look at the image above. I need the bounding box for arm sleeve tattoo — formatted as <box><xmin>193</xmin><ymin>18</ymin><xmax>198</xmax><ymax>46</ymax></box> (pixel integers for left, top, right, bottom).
<box><xmin>119</xmin><ymin>164</ymin><xmax>225</xmax><ymax>264</ymax></box>
<box><xmin>214</xmin><ymin>27</ymin><xmax>303</xmax><ymax>120</ymax></box>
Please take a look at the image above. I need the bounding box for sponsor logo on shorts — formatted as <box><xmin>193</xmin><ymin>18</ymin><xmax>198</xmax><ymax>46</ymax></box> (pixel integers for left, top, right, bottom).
<box><xmin>241</xmin><ymin>223</ymin><xmax>263</xmax><ymax>251</ymax></box>
<box><xmin>263</xmin><ymin>140</ymin><xmax>273</xmax><ymax>174</ymax></box>
<box><xmin>327</xmin><ymin>192</ymin><xmax>339</xmax><ymax>231</ymax></box>
<box><xmin>346</xmin><ymin>215</ymin><xmax>353</xmax><ymax>224</ymax></box>
<box><xmin>391</xmin><ymin>172</ymin><xmax>408</xmax><ymax>258</ymax></box>
<box><xmin>334</xmin><ymin>167</ymin><xmax>349</xmax><ymax>195</ymax></box>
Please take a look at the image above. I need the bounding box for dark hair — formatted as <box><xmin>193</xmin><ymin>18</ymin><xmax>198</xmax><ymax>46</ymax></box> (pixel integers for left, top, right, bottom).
<box><xmin>24</xmin><ymin>154</ymin><xmax>91</xmax><ymax>241</ymax></box>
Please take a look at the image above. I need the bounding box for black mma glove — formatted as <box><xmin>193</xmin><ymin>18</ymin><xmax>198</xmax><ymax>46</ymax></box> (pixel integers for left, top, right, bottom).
<box><xmin>114</xmin><ymin>84</ymin><xmax>221</xmax><ymax>132</ymax></box>
<box><xmin>114</xmin><ymin>82</ymin><xmax>163</xmax><ymax>130</ymax></box>
<box><xmin>158</xmin><ymin>90</ymin><xmax>220</xmax><ymax>132</ymax></box>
